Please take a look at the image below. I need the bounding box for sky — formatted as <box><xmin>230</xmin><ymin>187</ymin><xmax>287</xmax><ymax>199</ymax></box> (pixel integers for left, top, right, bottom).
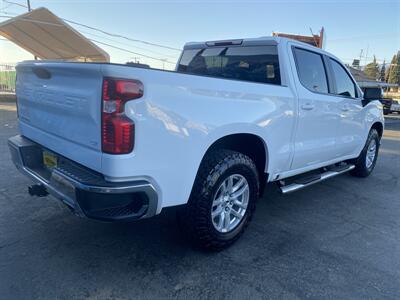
<box><xmin>0</xmin><ymin>0</ymin><xmax>399</xmax><ymax>69</ymax></box>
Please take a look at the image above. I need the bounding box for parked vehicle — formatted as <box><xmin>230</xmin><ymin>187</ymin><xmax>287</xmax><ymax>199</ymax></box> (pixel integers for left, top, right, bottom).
<box><xmin>390</xmin><ymin>99</ymin><xmax>400</xmax><ymax>113</ymax></box>
<box><xmin>9</xmin><ymin>37</ymin><xmax>384</xmax><ymax>250</ymax></box>
<box><xmin>361</xmin><ymin>87</ymin><xmax>393</xmax><ymax>115</ymax></box>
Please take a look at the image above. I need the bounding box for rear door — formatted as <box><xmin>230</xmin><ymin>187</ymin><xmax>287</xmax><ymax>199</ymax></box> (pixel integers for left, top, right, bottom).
<box><xmin>326</xmin><ymin>58</ymin><xmax>364</xmax><ymax>157</ymax></box>
<box><xmin>16</xmin><ymin>62</ymin><xmax>104</xmax><ymax>171</ymax></box>
<box><xmin>290</xmin><ymin>46</ymin><xmax>341</xmax><ymax>169</ymax></box>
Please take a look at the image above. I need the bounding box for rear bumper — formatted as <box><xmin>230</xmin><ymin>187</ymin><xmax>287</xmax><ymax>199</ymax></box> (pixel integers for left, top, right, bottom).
<box><xmin>8</xmin><ymin>135</ymin><xmax>158</xmax><ymax>222</ymax></box>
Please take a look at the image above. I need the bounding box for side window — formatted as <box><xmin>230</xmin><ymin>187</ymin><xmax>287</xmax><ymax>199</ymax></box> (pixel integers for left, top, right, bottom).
<box><xmin>293</xmin><ymin>48</ymin><xmax>328</xmax><ymax>93</ymax></box>
<box><xmin>330</xmin><ymin>59</ymin><xmax>357</xmax><ymax>98</ymax></box>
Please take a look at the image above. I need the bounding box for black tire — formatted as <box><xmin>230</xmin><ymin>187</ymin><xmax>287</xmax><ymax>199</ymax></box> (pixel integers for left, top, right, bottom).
<box><xmin>350</xmin><ymin>129</ymin><xmax>380</xmax><ymax>177</ymax></box>
<box><xmin>178</xmin><ymin>149</ymin><xmax>259</xmax><ymax>251</ymax></box>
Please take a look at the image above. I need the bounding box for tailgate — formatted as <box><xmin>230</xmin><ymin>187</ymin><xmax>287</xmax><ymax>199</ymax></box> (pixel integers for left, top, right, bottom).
<box><xmin>16</xmin><ymin>61</ymin><xmax>104</xmax><ymax>172</ymax></box>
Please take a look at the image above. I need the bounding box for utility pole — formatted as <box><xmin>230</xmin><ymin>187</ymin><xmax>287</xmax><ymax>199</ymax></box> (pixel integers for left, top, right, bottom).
<box><xmin>359</xmin><ymin>49</ymin><xmax>363</xmax><ymax>70</ymax></box>
<box><xmin>161</xmin><ymin>59</ymin><xmax>167</xmax><ymax>70</ymax></box>
<box><xmin>364</xmin><ymin>45</ymin><xmax>369</xmax><ymax>67</ymax></box>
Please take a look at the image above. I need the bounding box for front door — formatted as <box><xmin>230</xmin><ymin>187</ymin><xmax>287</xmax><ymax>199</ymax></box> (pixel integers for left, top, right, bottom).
<box><xmin>327</xmin><ymin>58</ymin><xmax>365</xmax><ymax>157</ymax></box>
<box><xmin>290</xmin><ymin>46</ymin><xmax>340</xmax><ymax>170</ymax></box>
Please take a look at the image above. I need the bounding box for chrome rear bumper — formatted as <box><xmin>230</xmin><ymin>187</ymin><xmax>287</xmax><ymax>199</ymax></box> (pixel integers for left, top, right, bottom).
<box><xmin>8</xmin><ymin>135</ymin><xmax>158</xmax><ymax>221</ymax></box>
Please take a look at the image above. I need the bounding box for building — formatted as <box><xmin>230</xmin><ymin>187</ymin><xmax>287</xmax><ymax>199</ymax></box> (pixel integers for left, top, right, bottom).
<box><xmin>272</xmin><ymin>27</ymin><xmax>324</xmax><ymax>48</ymax></box>
<box><xmin>348</xmin><ymin>66</ymin><xmax>396</xmax><ymax>89</ymax></box>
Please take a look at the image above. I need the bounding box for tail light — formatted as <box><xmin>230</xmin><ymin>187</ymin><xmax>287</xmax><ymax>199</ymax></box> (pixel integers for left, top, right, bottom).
<box><xmin>102</xmin><ymin>77</ymin><xmax>143</xmax><ymax>154</ymax></box>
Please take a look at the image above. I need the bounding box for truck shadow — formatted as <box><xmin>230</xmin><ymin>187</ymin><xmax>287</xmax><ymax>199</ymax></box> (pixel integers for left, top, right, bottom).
<box><xmin>1</xmin><ymin>105</ymin><xmax>400</xmax><ymax>298</ymax></box>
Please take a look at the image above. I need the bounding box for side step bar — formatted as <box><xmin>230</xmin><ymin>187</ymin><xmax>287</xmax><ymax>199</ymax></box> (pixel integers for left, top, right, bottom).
<box><xmin>279</xmin><ymin>164</ymin><xmax>355</xmax><ymax>194</ymax></box>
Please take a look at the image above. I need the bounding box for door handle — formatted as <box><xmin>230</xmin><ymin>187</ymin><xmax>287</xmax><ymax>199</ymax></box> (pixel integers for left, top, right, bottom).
<box><xmin>301</xmin><ymin>103</ymin><xmax>315</xmax><ymax>111</ymax></box>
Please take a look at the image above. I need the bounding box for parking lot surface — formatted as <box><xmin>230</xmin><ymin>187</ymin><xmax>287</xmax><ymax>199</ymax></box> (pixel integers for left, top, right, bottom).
<box><xmin>0</xmin><ymin>103</ymin><xmax>399</xmax><ymax>299</ymax></box>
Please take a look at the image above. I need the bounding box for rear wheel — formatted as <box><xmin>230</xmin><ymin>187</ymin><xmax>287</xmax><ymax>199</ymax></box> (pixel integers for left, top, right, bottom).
<box><xmin>351</xmin><ymin>129</ymin><xmax>380</xmax><ymax>177</ymax></box>
<box><xmin>178</xmin><ymin>150</ymin><xmax>259</xmax><ymax>251</ymax></box>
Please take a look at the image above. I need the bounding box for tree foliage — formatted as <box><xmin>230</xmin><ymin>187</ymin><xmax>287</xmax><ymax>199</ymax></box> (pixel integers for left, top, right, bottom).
<box><xmin>385</xmin><ymin>55</ymin><xmax>396</xmax><ymax>82</ymax></box>
<box><xmin>380</xmin><ymin>61</ymin><xmax>386</xmax><ymax>82</ymax></box>
<box><xmin>363</xmin><ymin>56</ymin><xmax>379</xmax><ymax>80</ymax></box>
<box><xmin>388</xmin><ymin>51</ymin><xmax>400</xmax><ymax>85</ymax></box>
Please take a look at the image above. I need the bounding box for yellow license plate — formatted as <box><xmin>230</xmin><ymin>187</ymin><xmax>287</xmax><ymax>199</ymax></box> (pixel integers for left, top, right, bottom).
<box><xmin>43</xmin><ymin>151</ymin><xmax>58</xmax><ymax>169</ymax></box>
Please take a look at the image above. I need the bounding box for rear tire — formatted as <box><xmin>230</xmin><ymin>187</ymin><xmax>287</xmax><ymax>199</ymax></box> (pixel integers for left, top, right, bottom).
<box><xmin>350</xmin><ymin>129</ymin><xmax>380</xmax><ymax>177</ymax></box>
<box><xmin>178</xmin><ymin>149</ymin><xmax>259</xmax><ymax>251</ymax></box>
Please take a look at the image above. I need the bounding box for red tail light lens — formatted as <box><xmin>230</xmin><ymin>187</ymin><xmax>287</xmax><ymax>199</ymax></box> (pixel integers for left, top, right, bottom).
<box><xmin>102</xmin><ymin>78</ymin><xmax>143</xmax><ymax>154</ymax></box>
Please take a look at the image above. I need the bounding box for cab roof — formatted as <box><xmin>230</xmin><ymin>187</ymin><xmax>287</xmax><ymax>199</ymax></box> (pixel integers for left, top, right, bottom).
<box><xmin>183</xmin><ymin>36</ymin><xmax>281</xmax><ymax>50</ymax></box>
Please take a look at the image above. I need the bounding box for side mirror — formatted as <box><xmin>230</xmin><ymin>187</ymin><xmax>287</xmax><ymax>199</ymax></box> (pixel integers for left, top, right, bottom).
<box><xmin>363</xmin><ymin>88</ymin><xmax>382</xmax><ymax>101</ymax></box>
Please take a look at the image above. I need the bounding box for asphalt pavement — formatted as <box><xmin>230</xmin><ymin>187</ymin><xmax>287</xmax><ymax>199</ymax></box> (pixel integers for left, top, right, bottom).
<box><xmin>0</xmin><ymin>103</ymin><xmax>399</xmax><ymax>299</ymax></box>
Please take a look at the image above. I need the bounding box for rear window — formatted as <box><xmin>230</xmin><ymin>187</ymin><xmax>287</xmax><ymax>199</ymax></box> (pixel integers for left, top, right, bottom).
<box><xmin>177</xmin><ymin>45</ymin><xmax>281</xmax><ymax>85</ymax></box>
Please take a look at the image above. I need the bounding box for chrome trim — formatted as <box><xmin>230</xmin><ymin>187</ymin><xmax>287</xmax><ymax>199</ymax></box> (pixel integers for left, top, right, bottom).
<box><xmin>8</xmin><ymin>135</ymin><xmax>159</xmax><ymax>219</ymax></box>
<box><xmin>280</xmin><ymin>165</ymin><xmax>355</xmax><ymax>194</ymax></box>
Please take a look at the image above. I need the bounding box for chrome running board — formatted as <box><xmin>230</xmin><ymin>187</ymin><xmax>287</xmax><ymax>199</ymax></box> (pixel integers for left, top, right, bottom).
<box><xmin>279</xmin><ymin>164</ymin><xmax>355</xmax><ymax>194</ymax></box>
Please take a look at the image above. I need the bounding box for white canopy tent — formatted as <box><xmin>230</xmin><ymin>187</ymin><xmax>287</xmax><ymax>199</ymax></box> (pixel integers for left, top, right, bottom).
<box><xmin>0</xmin><ymin>7</ymin><xmax>109</xmax><ymax>62</ymax></box>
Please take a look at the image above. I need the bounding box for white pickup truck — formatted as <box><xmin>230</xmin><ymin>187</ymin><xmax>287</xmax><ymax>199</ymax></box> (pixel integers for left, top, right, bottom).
<box><xmin>9</xmin><ymin>37</ymin><xmax>384</xmax><ymax>250</ymax></box>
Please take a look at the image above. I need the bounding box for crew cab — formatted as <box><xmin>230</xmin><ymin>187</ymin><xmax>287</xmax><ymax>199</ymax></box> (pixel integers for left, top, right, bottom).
<box><xmin>9</xmin><ymin>37</ymin><xmax>384</xmax><ymax>250</ymax></box>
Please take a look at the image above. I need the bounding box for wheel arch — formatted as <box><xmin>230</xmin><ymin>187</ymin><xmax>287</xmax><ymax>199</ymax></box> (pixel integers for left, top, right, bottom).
<box><xmin>371</xmin><ymin>121</ymin><xmax>384</xmax><ymax>138</ymax></box>
<box><xmin>192</xmin><ymin>133</ymin><xmax>270</xmax><ymax>195</ymax></box>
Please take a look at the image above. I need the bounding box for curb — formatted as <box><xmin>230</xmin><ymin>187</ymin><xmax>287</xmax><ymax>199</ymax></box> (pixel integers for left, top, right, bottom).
<box><xmin>0</xmin><ymin>94</ymin><xmax>16</xmax><ymax>102</ymax></box>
